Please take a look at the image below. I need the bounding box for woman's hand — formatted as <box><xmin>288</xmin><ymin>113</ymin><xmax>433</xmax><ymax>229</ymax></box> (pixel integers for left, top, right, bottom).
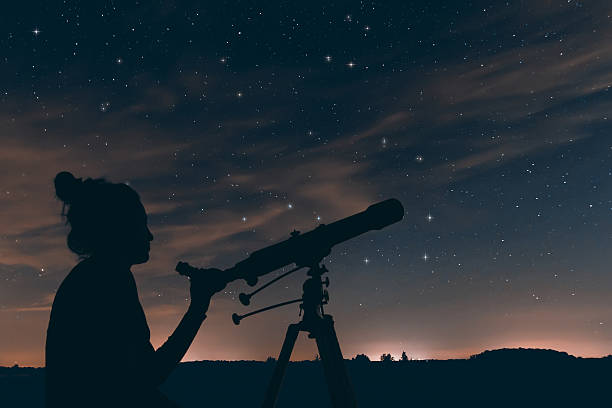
<box><xmin>188</xmin><ymin>267</ymin><xmax>228</xmax><ymax>313</ymax></box>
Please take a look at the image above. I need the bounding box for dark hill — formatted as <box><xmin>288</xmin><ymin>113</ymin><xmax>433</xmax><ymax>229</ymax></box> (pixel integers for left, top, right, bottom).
<box><xmin>469</xmin><ymin>347</ymin><xmax>576</xmax><ymax>361</ymax></box>
<box><xmin>1</xmin><ymin>348</ymin><xmax>611</xmax><ymax>407</ymax></box>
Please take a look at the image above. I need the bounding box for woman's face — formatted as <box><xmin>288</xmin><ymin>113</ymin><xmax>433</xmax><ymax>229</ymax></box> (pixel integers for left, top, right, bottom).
<box><xmin>112</xmin><ymin>200</ymin><xmax>154</xmax><ymax>265</ymax></box>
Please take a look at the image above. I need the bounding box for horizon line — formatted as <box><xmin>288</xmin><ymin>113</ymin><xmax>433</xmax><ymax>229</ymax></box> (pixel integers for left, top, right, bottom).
<box><xmin>5</xmin><ymin>346</ymin><xmax>612</xmax><ymax>368</ymax></box>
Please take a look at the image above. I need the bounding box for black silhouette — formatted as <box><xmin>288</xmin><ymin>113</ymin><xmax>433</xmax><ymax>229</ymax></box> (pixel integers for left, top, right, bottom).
<box><xmin>174</xmin><ymin>197</ymin><xmax>404</xmax><ymax>289</ymax></box>
<box><xmin>257</xmin><ymin>264</ymin><xmax>356</xmax><ymax>408</ymax></box>
<box><xmin>45</xmin><ymin>172</ymin><xmax>228</xmax><ymax>408</ymax></box>
<box><xmin>352</xmin><ymin>354</ymin><xmax>370</xmax><ymax>364</ymax></box>
<box><xmin>5</xmin><ymin>348</ymin><xmax>611</xmax><ymax>407</ymax></box>
<box><xmin>379</xmin><ymin>353</ymin><xmax>394</xmax><ymax>362</ymax></box>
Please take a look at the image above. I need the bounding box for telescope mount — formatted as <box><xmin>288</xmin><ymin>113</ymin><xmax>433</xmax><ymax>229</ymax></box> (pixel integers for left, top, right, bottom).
<box><xmin>233</xmin><ymin>262</ymin><xmax>357</xmax><ymax>408</ymax></box>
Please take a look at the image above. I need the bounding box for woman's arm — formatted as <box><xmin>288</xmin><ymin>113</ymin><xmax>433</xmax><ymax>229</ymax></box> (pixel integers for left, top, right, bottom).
<box><xmin>149</xmin><ymin>268</ymin><xmax>227</xmax><ymax>386</ymax></box>
<box><xmin>149</xmin><ymin>302</ymin><xmax>209</xmax><ymax>386</ymax></box>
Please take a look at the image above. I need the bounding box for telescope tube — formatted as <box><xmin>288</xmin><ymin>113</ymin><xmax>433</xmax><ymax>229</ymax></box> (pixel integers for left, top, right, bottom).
<box><xmin>225</xmin><ymin>198</ymin><xmax>404</xmax><ymax>285</ymax></box>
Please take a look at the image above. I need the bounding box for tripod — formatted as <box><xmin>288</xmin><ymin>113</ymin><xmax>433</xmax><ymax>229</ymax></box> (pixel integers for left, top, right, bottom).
<box><xmin>261</xmin><ymin>264</ymin><xmax>357</xmax><ymax>408</ymax></box>
<box><xmin>231</xmin><ymin>262</ymin><xmax>358</xmax><ymax>407</ymax></box>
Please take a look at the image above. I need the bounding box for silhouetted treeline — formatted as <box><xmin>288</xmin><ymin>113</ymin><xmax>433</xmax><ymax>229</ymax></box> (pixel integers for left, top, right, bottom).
<box><xmin>2</xmin><ymin>348</ymin><xmax>611</xmax><ymax>407</ymax></box>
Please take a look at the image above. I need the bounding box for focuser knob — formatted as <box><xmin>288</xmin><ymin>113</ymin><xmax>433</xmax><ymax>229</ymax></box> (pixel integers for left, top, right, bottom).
<box><xmin>232</xmin><ymin>313</ymin><xmax>242</xmax><ymax>325</ymax></box>
<box><xmin>239</xmin><ymin>293</ymin><xmax>251</xmax><ymax>306</ymax></box>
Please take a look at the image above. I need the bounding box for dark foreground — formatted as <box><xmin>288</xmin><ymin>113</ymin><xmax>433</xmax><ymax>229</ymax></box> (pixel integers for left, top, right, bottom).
<box><xmin>2</xmin><ymin>349</ymin><xmax>611</xmax><ymax>407</ymax></box>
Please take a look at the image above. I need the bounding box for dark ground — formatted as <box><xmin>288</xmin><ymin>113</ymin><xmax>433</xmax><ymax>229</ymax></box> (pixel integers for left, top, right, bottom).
<box><xmin>2</xmin><ymin>349</ymin><xmax>611</xmax><ymax>407</ymax></box>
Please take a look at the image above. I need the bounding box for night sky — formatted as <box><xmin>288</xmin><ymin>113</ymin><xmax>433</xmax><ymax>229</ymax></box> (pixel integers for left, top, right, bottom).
<box><xmin>2</xmin><ymin>1</ymin><xmax>612</xmax><ymax>367</ymax></box>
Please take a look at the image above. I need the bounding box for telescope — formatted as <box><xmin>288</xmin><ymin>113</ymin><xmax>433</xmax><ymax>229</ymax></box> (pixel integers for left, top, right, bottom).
<box><xmin>176</xmin><ymin>198</ymin><xmax>404</xmax><ymax>408</ymax></box>
<box><xmin>176</xmin><ymin>198</ymin><xmax>404</xmax><ymax>288</ymax></box>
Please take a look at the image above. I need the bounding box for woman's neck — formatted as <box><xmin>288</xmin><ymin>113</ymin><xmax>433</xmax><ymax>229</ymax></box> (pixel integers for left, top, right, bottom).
<box><xmin>88</xmin><ymin>254</ymin><xmax>133</xmax><ymax>270</ymax></box>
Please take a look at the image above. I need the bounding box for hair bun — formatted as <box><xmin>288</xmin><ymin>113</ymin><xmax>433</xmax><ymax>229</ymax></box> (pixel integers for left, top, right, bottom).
<box><xmin>54</xmin><ymin>171</ymin><xmax>82</xmax><ymax>204</ymax></box>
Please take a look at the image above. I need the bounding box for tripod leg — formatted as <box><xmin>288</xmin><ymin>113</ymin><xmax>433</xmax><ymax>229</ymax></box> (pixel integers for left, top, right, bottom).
<box><xmin>315</xmin><ymin>315</ymin><xmax>357</xmax><ymax>408</ymax></box>
<box><xmin>262</xmin><ymin>323</ymin><xmax>301</xmax><ymax>408</ymax></box>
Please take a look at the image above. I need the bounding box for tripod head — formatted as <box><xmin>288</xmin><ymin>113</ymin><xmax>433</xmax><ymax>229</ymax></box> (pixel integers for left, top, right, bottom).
<box><xmin>231</xmin><ymin>263</ymin><xmax>331</xmax><ymax>325</ymax></box>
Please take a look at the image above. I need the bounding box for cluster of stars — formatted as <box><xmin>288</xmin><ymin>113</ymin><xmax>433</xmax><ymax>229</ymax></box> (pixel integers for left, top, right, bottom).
<box><xmin>99</xmin><ymin>101</ymin><xmax>110</xmax><ymax>112</ymax></box>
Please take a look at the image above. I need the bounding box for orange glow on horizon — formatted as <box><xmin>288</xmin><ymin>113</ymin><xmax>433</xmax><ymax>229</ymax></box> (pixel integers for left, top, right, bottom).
<box><xmin>4</xmin><ymin>337</ymin><xmax>612</xmax><ymax>367</ymax></box>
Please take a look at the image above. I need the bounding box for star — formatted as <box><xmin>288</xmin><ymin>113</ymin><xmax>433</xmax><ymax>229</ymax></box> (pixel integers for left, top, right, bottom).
<box><xmin>325</xmin><ymin>55</ymin><xmax>332</xmax><ymax>62</ymax></box>
<box><xmin>287</xmin><ymin>203</ymin><xmax>293</xmax><ymax>209</ymax></box>
<box><xmin>415</xmin><ymin>155</ymin><xmax>424</xmax><ymax>163</ymax></box>
<box><xmin>346</xmin><ymin>61</ymin><xmax>356</xmax><ymax>68</ymax></box>
<box><xmin>422</xmin><ymin>253</ymin><xmax>429</xmax><ymax>261</ymax></box>
<box><xmin>241</xmin><ymin>216</ymin><xmax>247</xmax><ymax>222</ymax></box>
<box><xmin>99</xmin><ymin>102</ymin><xmax>110</xmax><ymax>112</ymax></box>
<box><xmin>116</xmin><ymin>57</ymin><xmax>123</xmax><ymax>64</ymax></box>
<box><xmin>364</xmin><ymin>258</ymin><xmax>369</xmax><ymax>264</ymax></box>
<box><xmin>32</xmin><ymin>28</ymin><xmax>41</xmax><ymax>36</ymax></box>
<box><xmin>427</xmin><ymin>213</ymin><xmax>433</xmax><ymax>222</ymax></box>
<box><xmin>316</xmin><ymin>215</ymin><xmax>321</xmax><ymax>221</ymax></box>
<box><xmin>236</xmin><ymin>91</ymin><xmax>243</xmax><ymax>98</ymax></box>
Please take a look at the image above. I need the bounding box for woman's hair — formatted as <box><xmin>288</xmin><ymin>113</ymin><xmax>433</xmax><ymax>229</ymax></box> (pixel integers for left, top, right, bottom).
<box><xmin>54</xmin><ymin>171</ymin><xmax>141</xmax><ymax>256</ymax></box>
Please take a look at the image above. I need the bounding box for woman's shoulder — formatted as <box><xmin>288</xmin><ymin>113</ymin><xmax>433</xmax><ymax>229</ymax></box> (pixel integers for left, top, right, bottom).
<box><xmin>52</xmin><ymin>259</ymin><xmax>135</xmax><ymax>323</ymax></box>
<box><xmin>54</xmin><ymin>260</ymin><xmax>88</xmax><ymax>301</ymax></box>
<box><xmin>56</xmin><ymin>258</ymin><xmax>119</xmax><ymax>300</ymax></box>
<box><xmin>61</xmin><ymin>257</ymin><xmax>96</xmax><ymax>284</ymax></box>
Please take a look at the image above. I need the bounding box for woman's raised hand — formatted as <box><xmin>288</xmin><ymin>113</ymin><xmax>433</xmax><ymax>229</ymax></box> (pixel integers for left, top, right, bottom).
<box><xmin>188</xmin><ymin>267</ymin><xmax>228</xmax><ymax>312</ymax></box>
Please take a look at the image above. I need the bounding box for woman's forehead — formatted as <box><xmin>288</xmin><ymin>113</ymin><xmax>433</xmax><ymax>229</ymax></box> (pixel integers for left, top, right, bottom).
<box><xmin>115</xmin><ymin>198</ymin><xmax>147</xmax><ymax>221</ymax></box>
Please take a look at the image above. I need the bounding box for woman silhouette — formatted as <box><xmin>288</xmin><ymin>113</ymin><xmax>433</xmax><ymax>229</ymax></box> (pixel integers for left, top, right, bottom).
<box><xmin>45</xmin><ymin>172</ymin><xmax>227</xmax><ymax>408</ymax></box>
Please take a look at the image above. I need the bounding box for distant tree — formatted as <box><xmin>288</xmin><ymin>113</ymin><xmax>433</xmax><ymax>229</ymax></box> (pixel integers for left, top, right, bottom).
<box><xmin>265</xmin><ymin>356</ymin><xmax>277</xmax><ymax>364</ymax></box>
<box><xmin>380</xmin><ymin>353</ymin><xmax>394</xmax><ymax>362</ymax></box>
<box><xmin>401</xmin><ymin>351</ymin><xmax>408</xmax><ymax>361</ymax></box>
<box><xmin>314</xmin><ymin>354</ymin><xmax>320</xmax><ymax>361</ymax></box>
<box><xmin>353</xmin><ymin>354</ymin><xmax>370</xmax><ymax>363</ymax></box>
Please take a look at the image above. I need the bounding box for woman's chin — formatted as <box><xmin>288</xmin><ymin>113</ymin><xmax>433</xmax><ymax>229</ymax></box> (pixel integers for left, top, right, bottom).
<box><xmin>133</xmin><ymin>252</ymin><xmax>150</xmax><ymax>264</ymax></box>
